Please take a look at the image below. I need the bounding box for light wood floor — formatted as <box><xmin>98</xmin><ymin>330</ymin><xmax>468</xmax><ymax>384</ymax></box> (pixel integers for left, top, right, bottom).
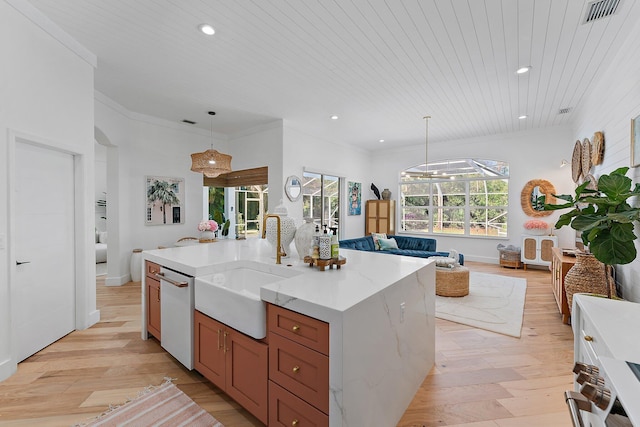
<box><xmin>0</xmin><ymin>262</ymin><xmax>574</xmax><ymax>427</ymax></box>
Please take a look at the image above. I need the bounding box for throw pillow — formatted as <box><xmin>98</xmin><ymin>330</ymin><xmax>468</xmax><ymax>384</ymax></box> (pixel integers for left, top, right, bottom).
<box><xmin>371</xmin><ymin>233</ymin><xmax>387</xmax><ymax>250</ymax></box>
<box><xmin>448</xmin><ymin>249</ymin><xmax>460</xmax><ymax>265</ymax></box>
<box><xmin>432</xmin><ymin>256</ymin><xmax>456</xmax><ymax>268</ymax></box>
<box><xmin>378</xmin><ymin>237</ymin><xmax>399</xmax><ymax>250</ymax></box>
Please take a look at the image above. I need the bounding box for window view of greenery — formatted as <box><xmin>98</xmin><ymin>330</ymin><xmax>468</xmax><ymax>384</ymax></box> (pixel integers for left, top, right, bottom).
<box><xmin>400</xmin><ymin>159</ymin><xmax>508</xmax><ymax>237</ymax></box>
<box><xmin>208</xmin><ymin>187</ymin><xmax>225</xmax><ymax>222</ymax></box>
<box><xmin>302</xmin><ymin>172</ymin><xmax>340</xmax><ymax>235</ymax></box>
<box><xmin>207</xmin><ymin>185</ymin><xmax>268</xmax><ymax>239</ymax></box>
<box><xmin>235</xmin><ymin>185</ymin><xmax>267</xmax><ymax>238</ymax></box>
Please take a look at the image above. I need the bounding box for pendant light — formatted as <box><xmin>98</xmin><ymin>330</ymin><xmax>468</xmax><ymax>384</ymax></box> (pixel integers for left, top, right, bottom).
<box><xmin>405</xmin><ymin>115</ymin><xmax>435</xmax><ymax>178</ymax></box>
<box><xmin>423</xmin><ymin>115</ymin><xmax>431</xmax><ymax>177</ymax></box>
<box><xmin>190</xmin><ymin>111</ymin><xmax>232</xmax><ymax>178</ymax></box>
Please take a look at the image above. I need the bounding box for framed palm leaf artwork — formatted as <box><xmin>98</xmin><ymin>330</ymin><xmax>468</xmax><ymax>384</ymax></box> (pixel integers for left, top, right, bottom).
<box><xmin>145</xmin><ymin>176</ymin><xmax>185</xmax><ymax>225</ymax></box>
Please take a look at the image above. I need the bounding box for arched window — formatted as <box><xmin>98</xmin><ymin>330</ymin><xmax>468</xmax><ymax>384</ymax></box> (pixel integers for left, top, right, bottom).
<box><xmin>400</xmin><ymin>159</ymin><xmax>509</xmax><ymax>237</ymax></box>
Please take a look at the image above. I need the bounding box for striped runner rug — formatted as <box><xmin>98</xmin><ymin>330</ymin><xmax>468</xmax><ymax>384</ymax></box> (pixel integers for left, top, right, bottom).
<box><xmin>77</xmin><ymin>379</ymin><xmax>223</xmax><ymax>427</ymax></box>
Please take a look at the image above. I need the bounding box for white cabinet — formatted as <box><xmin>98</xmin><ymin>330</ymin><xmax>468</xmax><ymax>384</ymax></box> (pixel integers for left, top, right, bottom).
<box><xmin>521</xmin><ymin>235</ymin><xmax>557</xmax><ymax>269</ymax></box>
<box><xmin>572</xmin><ymin>295</ymin><xmax>640</xmax><ymax>426</ymax></box>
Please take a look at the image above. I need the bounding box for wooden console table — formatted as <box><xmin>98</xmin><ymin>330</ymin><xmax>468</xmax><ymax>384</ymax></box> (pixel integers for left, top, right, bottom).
<box><xmin>551</xmin><ymin>247</ymin><xmax>576</xmax><ymax>324</ymax></box>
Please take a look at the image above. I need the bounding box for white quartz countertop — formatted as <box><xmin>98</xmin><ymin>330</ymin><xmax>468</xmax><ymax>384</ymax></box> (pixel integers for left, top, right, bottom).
<box><xmin>143</xmin><ymin>239</ymin><xmax>432</xmax><ymax>315</ymax></box>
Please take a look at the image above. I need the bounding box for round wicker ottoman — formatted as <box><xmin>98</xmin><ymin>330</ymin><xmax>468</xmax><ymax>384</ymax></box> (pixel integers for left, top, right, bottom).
<box><xmin>435</xmin><ymin>266</ymin><xmax>470</xmax><ymax>297</ymax></box>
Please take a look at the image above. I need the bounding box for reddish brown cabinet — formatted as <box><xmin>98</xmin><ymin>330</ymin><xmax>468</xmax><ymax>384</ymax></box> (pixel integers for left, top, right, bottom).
<box><xmin>269</xmin><ymin>381</ymin><xmax>328</xmax><ymax>427</ymax></box>
<box><xmin>145</xmin><ymin>261</ymin><xmax>161</xmax><ymax>340</ymax></box>
<box><xmin>194</xmin><ymin>310</ymin><xmax>268</xmax><ymax>424</ymax></box>
<box><xmin>268</xmin><ymin>304</ymin><xmax>329</xmax><ymax>427</ymax></box>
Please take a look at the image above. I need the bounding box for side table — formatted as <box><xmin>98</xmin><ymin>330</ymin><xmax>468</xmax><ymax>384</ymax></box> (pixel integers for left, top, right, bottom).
<box><xmin>551</xmin><ymin>247</ymin><xmax>576</xmax><ymax>324</ymax></box>
<box><xmin>435</xmin><ymin>266</ymin><xmax>470</xmax><ymax>297</ymax></box>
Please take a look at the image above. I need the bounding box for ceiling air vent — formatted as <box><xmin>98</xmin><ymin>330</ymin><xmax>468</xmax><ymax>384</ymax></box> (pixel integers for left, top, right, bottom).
<box><xmin>181</xmin><ymin>119</ymin><xmax>197</xmax><ymax>125</ymax></box>
<box><xmin>584</xmin><ymin>0</ymin><xmax>620</xmax><ymax>23</ymax></box>
<box><xmin>559</xmin><ymin>107</ymin><xmax>572</xmax><ymax>115</ymax></box>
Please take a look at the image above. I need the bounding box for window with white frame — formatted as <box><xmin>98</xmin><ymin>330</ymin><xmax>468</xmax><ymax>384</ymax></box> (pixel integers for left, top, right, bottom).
<box><xmin>302</xmin><ymin>172</ymin><xmax>341</xmax><ymax>235</ymax></box>
<box><xmin>400</xmin><ymin>159</ymin><xmax>509</xmax><ymax>237</ymax></box>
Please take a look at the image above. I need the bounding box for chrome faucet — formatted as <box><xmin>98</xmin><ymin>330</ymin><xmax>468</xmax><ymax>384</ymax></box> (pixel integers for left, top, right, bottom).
<box><xmin>262</xmin><ymin>214</ymin><xmax>286</xmax><ymax>264</ymax></box>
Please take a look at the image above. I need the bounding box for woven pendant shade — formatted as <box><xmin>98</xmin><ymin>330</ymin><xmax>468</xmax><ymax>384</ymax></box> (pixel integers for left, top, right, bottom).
<box><xmin>190</xmin><ymin>149</ymin><xmax>232</xmax><ymax>178</ymax></box>
<box><xmin>190</xmin><ymin>111</ymin><xmax>232</xmax><ymax>178</ymax></box>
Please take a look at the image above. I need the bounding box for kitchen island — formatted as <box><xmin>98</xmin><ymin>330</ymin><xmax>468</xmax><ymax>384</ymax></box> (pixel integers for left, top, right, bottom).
<box><xmin>142</xmin><ymin>238</ymin><xmax>435</xmax><ymax>426</ymax></box>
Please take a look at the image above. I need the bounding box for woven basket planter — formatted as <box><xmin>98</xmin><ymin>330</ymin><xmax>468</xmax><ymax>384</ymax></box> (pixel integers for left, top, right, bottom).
<box><xmin>564</xmin><ymin>253</ymin><xmax>608</xmax><ymax>313</ymax></box>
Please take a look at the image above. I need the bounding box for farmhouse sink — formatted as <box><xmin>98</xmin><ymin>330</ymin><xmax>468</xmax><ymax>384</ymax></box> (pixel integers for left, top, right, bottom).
<box><xmin>194</xmin><ymin>261</ymin><xmax>301</xmax><ymax>339</ymax></box>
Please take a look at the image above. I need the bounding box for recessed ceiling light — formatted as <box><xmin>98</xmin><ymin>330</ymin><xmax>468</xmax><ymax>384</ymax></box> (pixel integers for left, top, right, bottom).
<box><xmin>516</xmin><ymin>66</ymin><xmax>531</xmax><ymax>74</ymax></box>
<box><xmin>518</xmin><ymin>115</ymin><xmax>528</xmax><ymax>120</ymax></box>
<box><xmin>330</xmin><ymin>115</ymin><xmax>339</xmax><ymax>120</ymax></box>
<box><xmin>198</xmin><ymin>24</ymin><xmax>215</xmax><ymax>36</ymax></box>
<box><xmin>379</xmin><ymin>139</ymin><xmax>385</xmax><ymax>143</ymax></box>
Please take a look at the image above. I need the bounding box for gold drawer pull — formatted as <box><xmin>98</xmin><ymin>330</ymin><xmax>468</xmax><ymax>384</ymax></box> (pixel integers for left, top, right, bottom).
<box><xmin>584</xmin><ymin>335</ymin><xmax>593</xmax><ymax>342</ymax></box>
<box><xmin>292</xmin><ymin>366</ymin><xmax>300</xmax><ymax>373</ymax></box>
<box><xmin>292</xmin><ymin>325</ymin><xmax>300</xmax><ymax>332</ymax></box>
<box><xmin>292</xmin><ymin>420</ymin><xmax>299</xmax><ymax>427</ymax></box>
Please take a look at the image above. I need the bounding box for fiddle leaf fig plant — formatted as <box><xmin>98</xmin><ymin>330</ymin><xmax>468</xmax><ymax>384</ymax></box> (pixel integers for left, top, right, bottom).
<box><xmin>544</xmin><ymin>167</ymin><xmax>640</xmax><ymax>265</ymax></box>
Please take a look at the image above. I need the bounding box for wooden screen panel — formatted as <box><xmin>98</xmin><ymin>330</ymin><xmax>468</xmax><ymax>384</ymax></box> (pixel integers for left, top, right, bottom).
<box><xmin>203</xmin><ymin>166</ymin><xmax>268</xmax><ymax>187</ymax></box>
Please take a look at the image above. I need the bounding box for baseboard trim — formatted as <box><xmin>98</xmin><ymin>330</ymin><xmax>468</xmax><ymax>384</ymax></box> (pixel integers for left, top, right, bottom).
<box><xmin>105</xmin><ymin>274</ymin><xmax>130</xmax><ymax>286</ymax></box>
<box><xmin>464</xmin><ymin>255</ymin><xmax>499</xmax><ymax>264</ymax></box>
<box><xmin>0</xmin><ymin>357</ymin><xmax>17</xmax><ymax>382</ymax></box>
<box><xmin>87</xmin><ymin>309</ymin><xmax>100</xmax><ymax>327</ymax></box>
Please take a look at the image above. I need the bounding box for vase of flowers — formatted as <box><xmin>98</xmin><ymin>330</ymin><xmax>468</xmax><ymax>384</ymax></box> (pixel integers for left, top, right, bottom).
<box><xmin>198</xmin><ymin>220</ymin><xmax>218</xmax><ymax>243</ymax></box>
<box><xmin>523</xmin><ymin>219</ymin><xmax>550</xmax><ymax>236</ymax></box>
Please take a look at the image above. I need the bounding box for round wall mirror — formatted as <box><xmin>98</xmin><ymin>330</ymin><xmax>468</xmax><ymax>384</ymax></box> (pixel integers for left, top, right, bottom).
<box><xmin>285</xmin><ymin>175</ymin><xmax>302</xmax><ymax>202</ymax></box>
<box><xmin>521</xmin><ymin>179</ymin><xmax>556</xmax><ymax>217</ymax></box>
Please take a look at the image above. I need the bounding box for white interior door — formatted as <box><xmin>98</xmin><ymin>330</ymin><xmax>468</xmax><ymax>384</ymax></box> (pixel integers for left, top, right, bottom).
<box><xmin>14</xmin><ymin>142</ymin><xmax>76</xmax><ymax>362</ymax></box>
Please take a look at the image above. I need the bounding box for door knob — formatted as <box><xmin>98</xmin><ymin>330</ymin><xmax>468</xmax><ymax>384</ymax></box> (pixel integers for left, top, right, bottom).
<box><xmin>16</xmin><ymin>261</ymin><xmax>31</xmax><ymax>265</ymax></box>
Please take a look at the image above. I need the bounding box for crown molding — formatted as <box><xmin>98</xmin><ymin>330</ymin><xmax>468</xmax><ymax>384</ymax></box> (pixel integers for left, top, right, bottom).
<box><xmin>6</xmin><ymin>0</ymin><xmax>97</xmax><ymax>67</ymax></box>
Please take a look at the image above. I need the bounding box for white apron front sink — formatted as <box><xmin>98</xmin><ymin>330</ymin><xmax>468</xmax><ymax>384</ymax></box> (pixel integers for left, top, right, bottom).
<box><xmin>195</xmin><ymin>261</ymin><xmax>301</xmax><ymax>339</ymax></box>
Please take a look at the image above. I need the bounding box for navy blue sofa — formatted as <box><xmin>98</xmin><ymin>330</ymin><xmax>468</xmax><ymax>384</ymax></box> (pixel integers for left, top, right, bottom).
<box><xmin>339</xmin><ymin>235</ymin><xmax>464</xmax><ymax>265</ymax></box>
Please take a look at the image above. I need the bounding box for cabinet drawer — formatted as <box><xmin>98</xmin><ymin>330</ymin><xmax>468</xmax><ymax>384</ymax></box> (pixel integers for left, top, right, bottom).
<box><xmin>268</xmin><ymin>304</ymin><xmax>329</xmax><ymax>355</ymax></box>
<box><xmin>269</xmin><ymin>381</ymin><xmax>328</xmax><ymax>427</ymax></box>
<box><xmin>578</xmin><ymin>312</ymin><xmax>611</xmax><ymax>363</ymax></box>
<box><xmin>145</xmin><ymin>260</ymin><xmax>160</xmax><ymax>278</ymax></box>
<box><xmin>269</xmin><ymin>333</ymin><xmax>329</xmax><ymax>413</ymax></box>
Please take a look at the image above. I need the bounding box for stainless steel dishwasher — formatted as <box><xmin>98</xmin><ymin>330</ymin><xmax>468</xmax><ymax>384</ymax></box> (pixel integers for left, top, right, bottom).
<box><xmin>156</xmin><ymin>266</ymin><xmax>194</xmax><ymax>370</ymax></box>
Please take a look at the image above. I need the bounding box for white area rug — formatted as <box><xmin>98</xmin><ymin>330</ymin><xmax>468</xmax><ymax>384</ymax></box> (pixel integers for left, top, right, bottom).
<box><xmin>435</xmin><ymin>272</ymin><xmax>527</xmax><ymax>338</ymax></box>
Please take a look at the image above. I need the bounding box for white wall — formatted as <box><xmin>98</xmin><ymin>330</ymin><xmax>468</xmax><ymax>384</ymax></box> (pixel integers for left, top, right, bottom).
<box><xmin>371</xmin><ymin>126</ymin><xmax>575</xmax><ymax>264</ymax></box>
<box><xmin>0</xmin><ymin>0</ymin><xmax>96</xmax><ymax>381</ymax></box>
<box><xmin>224</xmin><ymin>122</ymin><xmax>373</xmax><ymax>240</ymax></box>
<box><xmin>572</xmin><ymin>18</ymin><xmax>640</xmax><ymax>302</ymax></box>
<box><xmin>283</xmin><ymin>125</ymin><xmax>373</xmax><ymax>240</ymax></box>
<box><xmin>228</xmin><ymin>120</ymin><xmax>284</xmax><ymax>208</ymax></box>
<box><xmin>95</xmin><ymin>93</ymin><xmax>229</xmax><ymax>285</ymax></box>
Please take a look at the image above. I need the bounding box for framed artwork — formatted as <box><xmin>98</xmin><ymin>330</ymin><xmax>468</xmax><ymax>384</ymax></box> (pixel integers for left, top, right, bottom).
<box><xmin>348</xmin><ymin>181</ymin><xmax>361</xmax><ymax>215</ymax></box>
<box><xmin>632</xmin><ymin>114</ymin><xmax>640</xmax><ymax>167</ymax></box>
<box><xmin>145</xmin><ymin>176</ymin><xmax>185</xmax><ymax>225</ymax></box>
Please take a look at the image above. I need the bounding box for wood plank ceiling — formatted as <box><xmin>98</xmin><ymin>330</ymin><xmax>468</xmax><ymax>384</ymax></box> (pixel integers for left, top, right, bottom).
<box><xmin>26</xmin><ymin>0</ymin><xmax>639</xmax><ymax>149</ymax></box>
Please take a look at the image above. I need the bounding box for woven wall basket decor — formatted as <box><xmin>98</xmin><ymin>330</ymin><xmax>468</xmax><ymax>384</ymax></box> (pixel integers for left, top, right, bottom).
<box><xmin>571</xmin><ymin>140</ymin><xmax>582</xmax><ymax>183</ymax></box>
